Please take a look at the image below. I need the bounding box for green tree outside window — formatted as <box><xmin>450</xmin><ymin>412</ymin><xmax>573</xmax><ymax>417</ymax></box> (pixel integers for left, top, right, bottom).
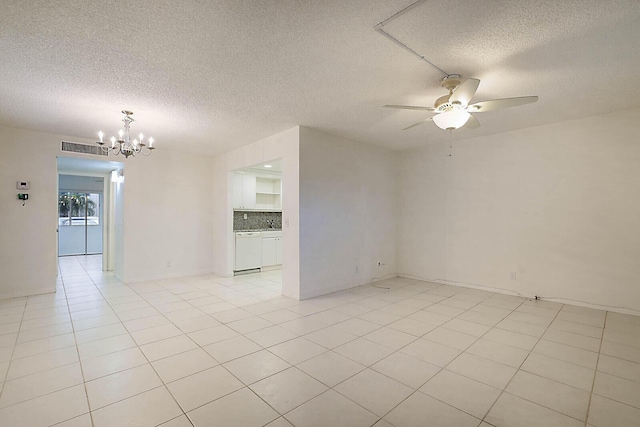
<box><xmin>58</xmin><ymin>193</ymin><xmax>96</xmax><ymax>222</ymax></box>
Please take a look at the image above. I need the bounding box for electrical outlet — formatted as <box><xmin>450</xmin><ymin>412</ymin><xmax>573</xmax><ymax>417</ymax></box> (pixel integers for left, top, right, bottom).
<box><xmin>243</xmin><ymin>213</ymin><xmax>247</xmax><ymax>220</ymax></box>
<box><xmin>510</xmin><ymin>272</ymin><xmax>517</xmax><ymax>280</ymax></box>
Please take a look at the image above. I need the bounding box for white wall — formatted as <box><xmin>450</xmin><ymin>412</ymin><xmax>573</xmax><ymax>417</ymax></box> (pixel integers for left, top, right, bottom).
<box><xmin>398</xmin><ymin>108</ymin><xmax>640</xmax><ymax>314</ymax></box>
<box><xmin>211</xmin><ymin>127</ymin><xmax>301</xmax><ymax>298</ymax></box>
<box><xmin>0</xmin><ymin>125</ymin><xmax>215</xmax><ymax>297</ymax></box>
<box><xmin>0</xmin><ymin>126</ymin><xmax>60</xmax><ymax>299</ymax></box>
<box><xmin>120</xmin><ymin>147</ymin><xmax>215</xmax><ymax>283</ymax></box>
<box><xmin>298</xmin><ymin>127</ymin><xmax>397</xmax><ymax>299</ymax></box>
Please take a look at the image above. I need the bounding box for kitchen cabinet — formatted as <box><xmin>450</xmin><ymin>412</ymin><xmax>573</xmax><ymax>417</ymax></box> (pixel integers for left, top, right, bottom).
<box><xmin>232</xmin><ymin>173</ymin><xmax>256</xmax><ymax>209</ymax></box>
<box><xmin>262</xmin><ymin>237</ymin><xmax>278</xmax><ymax>266</ymax></box>
<box><xmin>262</xmin><ymin>231</ymin><xmax>283</xmax><ymax>267</ymax></box>
<box><xmin>233</xmin><ymin>172</ymin><xmax>282</xmax><ymax>211</ymax></box>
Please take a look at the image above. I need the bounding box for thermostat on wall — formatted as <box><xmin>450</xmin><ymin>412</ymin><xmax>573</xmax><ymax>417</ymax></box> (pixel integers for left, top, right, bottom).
<box><xmin>16</xmin><ymin>181</ymin><xmax>30</xmax><ymax>190</ymax></box>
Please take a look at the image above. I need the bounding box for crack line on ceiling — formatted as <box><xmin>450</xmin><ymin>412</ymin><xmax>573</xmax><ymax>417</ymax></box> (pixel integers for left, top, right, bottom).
<box><xmin>375</xmin><ymin>0</ymin><xmax>449</xmax><ymax>77</ymax></box>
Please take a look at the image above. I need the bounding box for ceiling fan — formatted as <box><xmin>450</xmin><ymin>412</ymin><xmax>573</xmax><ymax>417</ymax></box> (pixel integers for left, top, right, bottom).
<box><xmin>384</xmin><ymin>75</ymin><xmax>538</xmax><ymax>131</ymax></box>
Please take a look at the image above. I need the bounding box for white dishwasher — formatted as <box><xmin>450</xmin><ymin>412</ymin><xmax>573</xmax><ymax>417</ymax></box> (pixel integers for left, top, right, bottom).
<box><xmin>235</xmin><ymin>232</ymin><xmax>263</xmax><ymax>272</ymax></box>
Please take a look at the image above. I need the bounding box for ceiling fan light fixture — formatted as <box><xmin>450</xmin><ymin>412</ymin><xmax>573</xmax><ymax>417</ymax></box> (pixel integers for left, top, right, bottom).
<box><xmin>432</xmin><ymin>110</ymin><xmax>471</xmax><ymax>130</ymax></box>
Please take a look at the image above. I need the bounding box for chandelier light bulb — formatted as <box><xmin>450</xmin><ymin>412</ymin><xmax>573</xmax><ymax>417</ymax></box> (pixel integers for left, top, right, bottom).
<box><xmin>139</xmin><ymin>133</ymin><xmax>144</xmax><ymax>142</ymax></box>
<box><xmin>118</xmin><ymin>129</ymin><xmax>124</xmax><ymax>139</ymax></box>
<box><xmin>148</xmin><ymin>137</ymin><xmax>154</xmax><ymax>148</ymax></box>
<box><xmin>110</xmin><ymin>136</ymin><xmax>116</xmax><ymax>147</ymax></box>
<box><xmin>98</xmin><ymin>131</ymin><xmax>104</xmax><ymax>143</ymax></box>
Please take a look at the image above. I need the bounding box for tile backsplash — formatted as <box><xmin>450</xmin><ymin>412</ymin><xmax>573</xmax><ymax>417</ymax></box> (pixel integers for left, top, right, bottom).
<box><xmin>233</xmin><ymin>211</ymin><xmax>282</xmax><ymax>231</ymax></box>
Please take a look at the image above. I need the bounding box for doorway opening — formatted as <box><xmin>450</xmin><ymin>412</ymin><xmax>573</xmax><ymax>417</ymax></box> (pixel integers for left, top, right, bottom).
<box><xmin>57</xmin><ymin>156</ymin><xmax>124</xmax><ymax>277</ymax></box>
<box><xmin>58</xmin><ymin>188</ymin><xmax>103</xmax><ymax>256</ymax></box>
<box><xmin>231</xmin><ymin>158</ymin><xmax>283</xmax><ymax>294</ymax></box>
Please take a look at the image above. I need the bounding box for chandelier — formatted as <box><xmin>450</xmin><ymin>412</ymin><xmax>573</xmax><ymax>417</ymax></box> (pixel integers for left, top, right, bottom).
<box><xmin>96</xmin><ymin>110</ymin><xmax>155</xmax><ymax>158</ymax></box>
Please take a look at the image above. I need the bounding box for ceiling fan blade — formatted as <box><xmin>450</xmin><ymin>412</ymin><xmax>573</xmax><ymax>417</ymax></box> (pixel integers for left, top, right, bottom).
<box><xmin>465</xmin><ymin>114</ymin><xmax>480</xmax><ymax>129</ymax></box>
<box><xmin>403</xmin><ymin>116</ymin><xmax>434</xmax><ymax>130</ymax></box>
<box><xmin>383</xmin><ymin>104</ymin><xmax>435</xmax><ymax>111</ymax></box>
<box><xmin>450</xmin><ymin>78</ymin><xmax>480</xmax><ymax>106</ymax></box>
<box><xmin>467</xmin><ymin>96</ymin><xmax>538</xmax><ymax>113</ymax></box>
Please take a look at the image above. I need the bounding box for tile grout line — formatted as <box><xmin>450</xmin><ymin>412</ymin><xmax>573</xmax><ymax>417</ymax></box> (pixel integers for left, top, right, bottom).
<box><xmin>81</xmin><ymin>261</ymin><xmax>312</xmax><ymax>425</ymax></box>
<box><xmin>329</xmin><ymin>289</ymin><xmax>529</xmax><ymax>425</ymax></box>
<box><xmin>141</xmin><ymin>278</ymin><xmax>294</xmax><ymax>426</ymax></box>
<box><xmin>141</xmin><ymin>279</ymin><xmax>424</xmax><ymax>424</ymax></box>
<box><xmin>87</xmin><ymin>266</ymin><xmax>193</xmax><ymax>424</ymax></box>
<box><xmin>376</xmin><ymin>294</ymin><xmax>530</xmax><ymax>425</ymax></box>
<box><xmin>475</xmin><ymin>299</ymin><xmax>561</xmax><ymax>420</ymax></box>
<box><xmin>1</xmin><ymin>270</ymin><xmax>376</xmax><ymax>422</ymax></box>
<box><xmin>62</xmin><ymin>257</ymin><xmax>97</xmax><ymax>427</ymax></box>
<box><xmin>0</xmin><ymin>267</ymin><xmax>365</xmax><ymax>420</ymax></box>
<box><xmin>46</xmin><ymin>260</ymin><xmax>97</xmax><ymax>427</ymax></box>
<box><xmin>477</xmin><ymin>301</ymin><xmax>602</xmax><ymax>425</ymax></box>
<box><xmin>583</xmin><ymin>310</ymin><xmax>608</xmax><ymax>427</ymax></box>
<box><xmin>374</xmin><ymin>289</ymin><xmax>524</xmax><ymax>411</ymax></box>
<box><xmin>4</xmin><ymin>257</ymin><xmax>100</xmax><ymax>425</ymax></box>
<box><xmin>2</xmin><ymin>267</ymin><xmax>636</xmax><ymax>426</ymax></box>
<box><xmin>0</xmin><ymin>294</ymin><xmax>27</xmax><ymax>402</ymax></box>
<box><xmin>66</xmin><ymin>256</ymin><xmax>218</xmax><ymax>425</ymax></box>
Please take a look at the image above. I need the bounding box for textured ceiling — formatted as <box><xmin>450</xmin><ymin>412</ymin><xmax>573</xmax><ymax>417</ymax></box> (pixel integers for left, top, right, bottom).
<box><xmin>1</xmin><ymin>0</ymin><xmax>640</xmax><ymax>155</ymax></box>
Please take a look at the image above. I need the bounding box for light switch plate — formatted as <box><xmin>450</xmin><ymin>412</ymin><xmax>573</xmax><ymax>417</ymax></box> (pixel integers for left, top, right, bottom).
<box><xmin>16</xmin><ymin>181</ymin><xmax>30</xmax><ymax>190</ymax></box>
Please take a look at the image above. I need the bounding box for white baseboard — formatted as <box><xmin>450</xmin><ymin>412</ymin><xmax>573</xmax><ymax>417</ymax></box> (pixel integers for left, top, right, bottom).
<box><xmin>299</xmin><ymin>273</ymin><xmax>398</xmax><ymax>300</ymax></box>
<box><xmin>398</xmin><ymin>274</ymin><xmax>640</xmax><ymax>317</ymax></box>
<box><xmin>0</xmin><ymin>287</ymin><xmax>56</xmax><ymax>301</ymax></box>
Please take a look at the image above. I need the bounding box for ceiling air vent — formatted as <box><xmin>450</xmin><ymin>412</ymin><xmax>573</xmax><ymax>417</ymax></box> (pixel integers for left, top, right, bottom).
<box><xmin>61</xmin><ymin>141</ymin><xmax>107</xmax><ymax>156</ymax></box>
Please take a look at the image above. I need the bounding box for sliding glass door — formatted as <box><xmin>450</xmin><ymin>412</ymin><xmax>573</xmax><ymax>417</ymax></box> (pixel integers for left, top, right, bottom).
<box><xmin>58</xmin><ymin>192</ymin><xmax>102</xmax><ymax>256</ymax></box>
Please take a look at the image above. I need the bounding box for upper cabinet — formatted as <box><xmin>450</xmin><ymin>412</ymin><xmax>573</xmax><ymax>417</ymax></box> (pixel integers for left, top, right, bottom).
<box><xmin>232</xmin><ymin>173</ymin><xmax>256</xmax><ymax>210</ymax></box>
<box><xmin>233</xmin><ymin>172</ymin><xmax>281</xmax><ymax>211</ymax></box>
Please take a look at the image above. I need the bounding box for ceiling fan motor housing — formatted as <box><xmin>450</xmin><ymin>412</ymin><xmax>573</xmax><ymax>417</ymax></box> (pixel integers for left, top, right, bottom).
<box><xmin>441</xmin><ymin>75</ymin><xmax>461</xmax><ymax>92</ymax></box>
<box><xmin>434</xmin><ymin>75</ymin><xmax>463</xmax><ymax>112</ymax></box>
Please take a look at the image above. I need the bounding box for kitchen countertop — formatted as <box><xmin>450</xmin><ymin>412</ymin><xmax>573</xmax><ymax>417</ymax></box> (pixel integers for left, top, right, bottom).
<box><xmin>234</xmin><ymin>229</ymin><xmax>282</xmax><ymax>232</ymax></box>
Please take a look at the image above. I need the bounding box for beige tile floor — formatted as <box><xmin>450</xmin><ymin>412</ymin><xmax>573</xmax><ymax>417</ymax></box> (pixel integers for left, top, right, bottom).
<box><xmin>0</xmin><ymin>255</ymin><xmax>639</xmax><ymax>426</ymax></box>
